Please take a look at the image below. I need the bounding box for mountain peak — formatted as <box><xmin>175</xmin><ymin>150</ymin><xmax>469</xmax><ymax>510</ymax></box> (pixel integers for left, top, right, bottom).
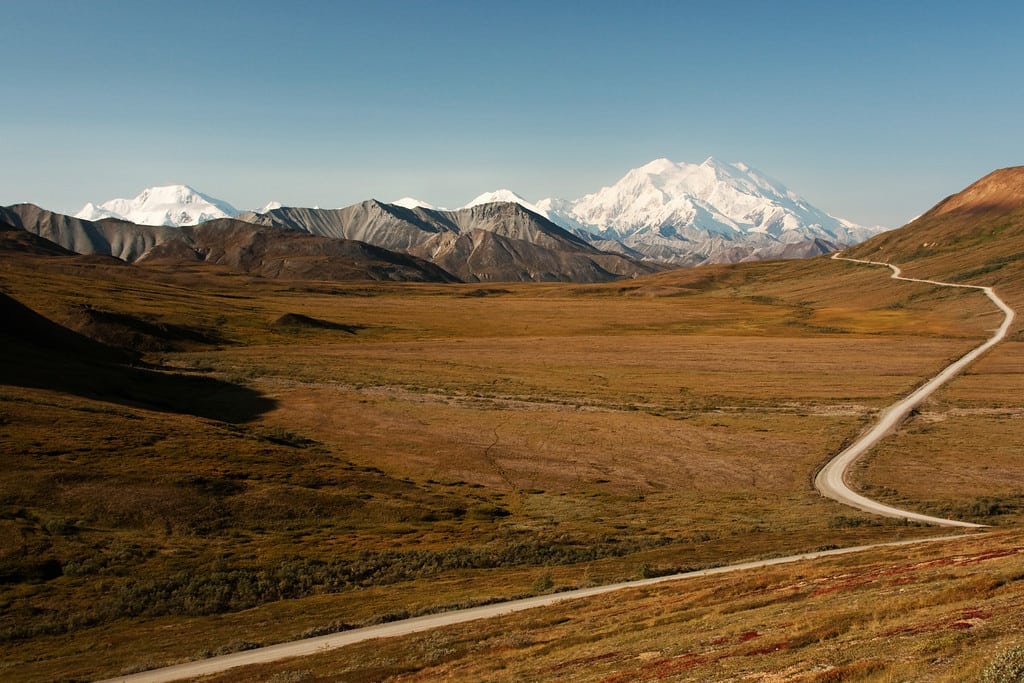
<box><xmin>638</xmin><ymin>158</ymin><xmax>679</xmax><ymax>175</ymax></box>
<box><xmin>139</xmin><ymin>184</ymin><xmax>197</xmax><ymax>201</ymax></box>
<box><xmin>635</xmin><ymin>156</ymin><xmax>738</xmax><ymax>182</ymax></box>
<box><xmin>700</xmin><ymin>156</ymin><xmax>741</xmax><ymax>175</ymax></box>
<box><xmin>539</xmin><ymin>157</ymin><xmax>880</xmax><ymax>263</ymax></box>
<box><xmin>461</xmin><ymin>189</ymin><xmax>548</xmax><ymax>218</ymax></box>
<box><xmin>390</xmin><ymin>197</ymin><xmax>445</xmax><ymax>211</ymax></box>
<box><xmin>463</xmin><ymin>189</ymin><xmax>529</xmax><ymax>207</ymax></box>
<box><xmin>256</xmin><ymin>201</ymin><xmax>283</xmax><ymax>214</ymax></box>
<box><xmin>75</xmin><ymin>185</ymin><xmax>240</xmax><ymax>227</ymax></box>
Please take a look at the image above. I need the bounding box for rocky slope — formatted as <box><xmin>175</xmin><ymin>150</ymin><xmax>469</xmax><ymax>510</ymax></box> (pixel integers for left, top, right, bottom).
<box><xmin>1</xmin><ymin>205</ymin><xmax>457</xmax><ymax>283</ymax></box>
<box><xmin>238</xmin><ymin>201</ymin><xmax>658</xmax><ymax>282</ymax></box>
<box><xmin>71</xmin><ymin>157</ymin><xmax>880</xmax><ymax>270</ymax></box>
<box><xmin>0</xmin><ymin>212</ymin><xmax>77</xmax><ymax>256</ymax></box>
<box><xmin>149</xmin><ymin>219</ymin><xmax>460</xmax><ymax>283</ymax></box>
<box><xmin>2</xmin><ymin>204</ymin><xmax>179</xmax><ymax>261</ymax></box>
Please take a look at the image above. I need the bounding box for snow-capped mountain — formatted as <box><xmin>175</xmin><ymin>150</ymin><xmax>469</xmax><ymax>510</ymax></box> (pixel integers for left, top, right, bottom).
<box><xmin>256</xmin><ymin>201</ymin><xmax>283</xmax><ymax>214</ymax></box>
<box><xmin>460</xmin><ymin>189</ymin><xmax>549</xmax><ymax>217</ymax></box>
<box><xmin>71</xmin><ymin>158</ymin><xmax>882</xmax><ymax>266</ymax></box>
<box><xmin>390</xmin><ymin>191</ymin><xmax>547</xmax><ymax>220</ymax></box>
<box><xmin>535</xmin><ymin>157</ymin><xmax>882</xmax><ymax>265</ymax></box>
<box><xmin>377</xmin><ymin>160</ymin><xmax>882</xmax><ymax>266</ymax></box>
<box><xmin>390</xmin><ymin>197</ymin><xmax>446</xmax><ymax>211</ymax></box>
<box><xmin>75</xmin><ymin>185</ymin><xmax>240</xmax><ymax>227</ymax></box>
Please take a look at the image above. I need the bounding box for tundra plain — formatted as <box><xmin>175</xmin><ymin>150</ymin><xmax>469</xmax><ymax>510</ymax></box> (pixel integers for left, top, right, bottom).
<box><xmin>1</xmin><ymin>247</ymin><xmax>1022</xmax><ymax>681</ymax></box>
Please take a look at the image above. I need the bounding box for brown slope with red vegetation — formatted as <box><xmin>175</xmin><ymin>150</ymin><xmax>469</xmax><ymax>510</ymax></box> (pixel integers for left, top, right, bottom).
<box><xmin>931</xmin><ymin>166</ymin><xmax>1024</xmax><ymax>216</ymax></box>
<box><xmin>844</xmin><ymin>166</ymin><xmax>1024</xmax><ymax>307</ymax></box>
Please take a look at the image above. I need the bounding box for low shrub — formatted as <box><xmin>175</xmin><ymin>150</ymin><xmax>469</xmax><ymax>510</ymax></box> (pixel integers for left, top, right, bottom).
<box><xmin>980</xmin><ymin>646</ymin><xmax>1024</xmax><ymax>683</ymax></box>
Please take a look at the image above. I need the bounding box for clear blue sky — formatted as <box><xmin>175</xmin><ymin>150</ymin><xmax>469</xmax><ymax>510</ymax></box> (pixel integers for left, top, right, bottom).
<box><xmin>3</xmin><ymin>0</ymin><xmax>1022</xmax><ymax>227</ymax></box>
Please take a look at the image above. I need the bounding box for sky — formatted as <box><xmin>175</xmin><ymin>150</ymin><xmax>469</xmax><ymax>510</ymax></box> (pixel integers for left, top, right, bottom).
<box><xmin>2</xmin><ymin>0</ymin><xmax>1023</xmax><ymax>228</ymax></box>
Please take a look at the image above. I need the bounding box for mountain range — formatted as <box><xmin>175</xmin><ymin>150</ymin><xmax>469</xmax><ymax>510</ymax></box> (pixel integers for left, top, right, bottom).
<box><xmin>235</xmin><ymin>200</ymin><xmax>656</xmax><ymax>282</ymax></box>
<box><xmin>0</xmin><ymin>205</ymin><xmax>458</xmax><ymax>283</ymax></box>
<box><xmin>4</xmin><ymin>197</ymin><xmax>657</xmax><ymax>284</ymax></box>
<box><xmin>68</xmin><ymin>158</ymin><xmax>884</xmax><ymax>268</ymax></box>
<box><xmin>3</xmin><ymin>162</ymin><xmax>1023</xmax><ymax>683</ymax></box>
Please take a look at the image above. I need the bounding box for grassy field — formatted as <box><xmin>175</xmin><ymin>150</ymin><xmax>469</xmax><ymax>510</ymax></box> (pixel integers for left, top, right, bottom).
<box><xmin>196</xmin><ymin>530</ymin><xmax>1024</xmax><ymax>683</ymax></box>
<box><xmin>850</xmin><ymin>338</ymin><xmax>1024</xmax><ymax>524</ymax></box>
<box><xmin>0</xmin><ymin>251</ymin><xmax>1019</xmax><ymax>681</ymax></box>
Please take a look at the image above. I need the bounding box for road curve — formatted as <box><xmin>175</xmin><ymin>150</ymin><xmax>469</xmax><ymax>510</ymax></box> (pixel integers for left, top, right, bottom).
<box><xmin>101</xmin><ymin>256</ymin><xmax>1015</xmax><ymax>683</ymax></box>
<box><xmin>815</xmin><ymin>256</ymin><xmax>1016</xmax><ymax>527</ymax></box>
<box><xmin>102</xmin><ymin>534</ymin><xmax>971</xmax><ymax>683</ymax></box>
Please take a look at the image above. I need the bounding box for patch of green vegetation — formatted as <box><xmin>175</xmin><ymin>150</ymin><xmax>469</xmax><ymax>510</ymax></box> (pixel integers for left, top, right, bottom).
<box><xmin>0</xmin><ymin>534</ymin><xmax>678</xmax><ymax>643</ymax></box>
<box><xmin>980</xmin><ymin>646</ymin><xmax>1024</xmax><ymax>683</ymax></box>
<box><xmin>827</xmin><ymin>515</ymin><xmax>881</xmax><ymax>529</ymax></box>
<box><xmin>949</xmin><ymin>251</ymin><xmax>1024</xmax><ymax>282</ymax></box>
<box><xmin>918</xmin><ymin>495</ymin><xmax>1023</xmax><ymax>523</ymax></box>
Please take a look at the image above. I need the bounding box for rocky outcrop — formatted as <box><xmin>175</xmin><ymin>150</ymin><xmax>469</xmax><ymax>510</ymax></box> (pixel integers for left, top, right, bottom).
<box><xmin>239</xmin><ymin>201</ymin><xmax>659</xmax><ymax>283</ymax></box>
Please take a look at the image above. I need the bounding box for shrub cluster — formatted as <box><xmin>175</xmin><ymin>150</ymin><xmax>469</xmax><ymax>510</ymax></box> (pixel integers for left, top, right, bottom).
<box><xmin>980</xmin><ymin>646</ymin><xmax>1024</xmax><ymax>683</ymax></box>
<box><xmin>0</xmin><ymin>534</ymin><xmax>674</xmax><ymax>642</ymax></box>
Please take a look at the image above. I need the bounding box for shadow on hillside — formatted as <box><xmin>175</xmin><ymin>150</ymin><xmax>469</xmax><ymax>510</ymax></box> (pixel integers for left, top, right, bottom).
<box><xmin>0</xmin><ymin>292</ymin><xmax>275</xmax><ymax>422</ymax></box>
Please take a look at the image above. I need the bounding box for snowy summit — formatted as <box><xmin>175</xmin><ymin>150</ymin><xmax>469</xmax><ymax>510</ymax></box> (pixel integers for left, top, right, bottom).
<box><xmin>256</xmin><ymin>201</ymin><xmax>283</xmax><ymax>214</ymax></box>
<box><xmin>75</xmin><ymin>185</ymin><xmax>240</xmax><ymax>227</ymax></box>
<box><xmin>534</xmin><ymin>157</ymin><xmax>882</xmax><ymax>264</ymax></box>
<box><xmin>390</xmin><ymin>197</ymin><xmax>446</xmax><ymax>211</ymax></box>
<box><xmin>541</xmin><ymin>157</ymin><xmax>864</xmax><ymax>239</ymax></box>
<box><xmin>460</xmin><ymin>189</ymin><xmax>549</xmax><ymax>219</ymax></box>
<box><xmin>70</xmin><ymin>157</ymin><xmax>884</xmax><ymax>265</ymax></box>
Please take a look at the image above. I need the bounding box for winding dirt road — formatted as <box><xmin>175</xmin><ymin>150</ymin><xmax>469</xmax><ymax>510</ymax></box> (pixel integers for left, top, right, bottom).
<box><xmin>103</xmin><ymin>256</ymin><xmax>1015</xmax><ymax>683</ymax></box>
<box><xmin>816</xmin><ymin>256</ymin><xmax>1016</xmax><ymax>527</ymax></box>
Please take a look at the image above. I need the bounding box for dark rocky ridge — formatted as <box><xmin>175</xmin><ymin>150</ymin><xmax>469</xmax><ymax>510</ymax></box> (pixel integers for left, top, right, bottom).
<box><xmin>4</xmin><ymin>201</ymin><xmax>658</xmax><ymax>284</ymax></box>
<box><xmin>1</xmin><ymin>204</ymin><xmax>177</xmax><ymax>261</ymax></box>
<box><xmin>2</xmin><ymin>205</ymin><xmax>458</xmax><ymax>283</ymax></box>
<box><xmin>237</xmin><ymin>200</ymin><xmax>660</xmax><ymax>282</ymax></box>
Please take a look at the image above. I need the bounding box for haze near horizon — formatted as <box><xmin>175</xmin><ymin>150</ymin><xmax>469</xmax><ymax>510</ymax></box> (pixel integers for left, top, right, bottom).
<box><xmin>3</xmin><ymin>0</ymin><xmax>1023</xmax><ymax>228</ymax></box>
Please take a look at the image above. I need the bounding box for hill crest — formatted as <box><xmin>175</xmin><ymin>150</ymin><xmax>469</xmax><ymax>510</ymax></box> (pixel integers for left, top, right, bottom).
<box><xmin>929</xmin><ymin>166</ymin><xmax>1024</xmax><ymax>217</ymax></box>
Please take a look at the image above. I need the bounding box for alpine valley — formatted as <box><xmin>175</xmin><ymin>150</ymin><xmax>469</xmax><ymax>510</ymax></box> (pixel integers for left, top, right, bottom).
<box><xmin>1</xmin><ymin>157</ymin><xmax>885</xmax><ymax>284</ymax></box>
<box><xmin>2</xmin><ymin>165</ymin><xmax>1024</xmax><ymax>683</ymax></box>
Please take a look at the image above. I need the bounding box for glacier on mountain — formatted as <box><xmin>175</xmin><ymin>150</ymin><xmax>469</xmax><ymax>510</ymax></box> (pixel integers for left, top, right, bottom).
<box><xmin>534</xmin><ymin>157</ymin><xmax>881</xmax><ymax>264</ymax></box>
<box><xmin>76</xmin><ymin>158</ymin><xmax>884</xmax><ymax>266</ymax></box>
<box><xmin>388</xmin><ymin>158</ymin><xmax>882</xmax><ymax>265</ymax></box>
<box><xmin>75</xmin><ymin>185</ymin><xmax>240</xmax><ymax>227</ymax></box>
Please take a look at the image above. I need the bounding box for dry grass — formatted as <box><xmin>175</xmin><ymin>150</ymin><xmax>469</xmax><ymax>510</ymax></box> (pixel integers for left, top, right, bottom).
<box><xmin>0</xmin><ymin>249</ymin><xmax>1020</xmax><ymax>681</ymax></box>
<box><xmin>191</xmin><ymin>531</ymin><xmax>1024</xmax><ymax>683</ymax></box>
<box><xmin>851</xmin><ymin>339</ymin><xmax>1024</xmax><ymax>526</ymax></box>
